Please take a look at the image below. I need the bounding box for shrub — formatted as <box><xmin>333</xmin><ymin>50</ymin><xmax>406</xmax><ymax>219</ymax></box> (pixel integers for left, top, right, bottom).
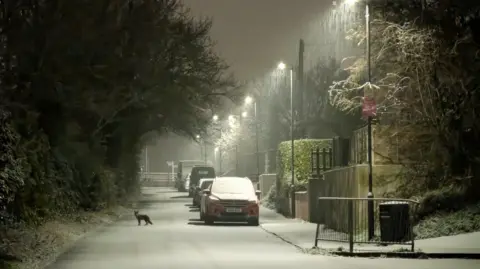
<box><xmin>414</xmin><ymin>202</ymin><xmax>480</xmax><ymax>239</ymax></box>
<box><xmin>416</xmin><ymin>185</ymin><xmax>472</xmax><ymax>221</ymax></box>
<box><xmin>261</xmin><ymin>183</ymin><xmax>277</xmax><ymax>210</ymax></box>
<box><xmin>0</xmin><ymin>109</ymin><xmax>25</xmax><ymax>214</ymax></box>
<box><xmin>276</xmin><ymin>139</ymin><xmax>331</xmax><ymax>191</ymax></box>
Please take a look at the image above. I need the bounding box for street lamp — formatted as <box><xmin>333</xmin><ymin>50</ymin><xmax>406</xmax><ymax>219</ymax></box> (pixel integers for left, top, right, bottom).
<box><xmin>244</xmin><ymin>96</ymin><xmax>260</xmax><ymax>183</ymax></box>
<box><xmin>196</xmin><ymin>135</ymin><xmax>207</xmax><ymax>163</ymax></box>
<box><xmin>277</xmin><ymin>61</ymin><xmax>295</xmax><ymax>218</ymax></box>
<box><xmin>345</xmin><ymin>0</ymin><xmax>374</xmax><ymax>240</ymax></box>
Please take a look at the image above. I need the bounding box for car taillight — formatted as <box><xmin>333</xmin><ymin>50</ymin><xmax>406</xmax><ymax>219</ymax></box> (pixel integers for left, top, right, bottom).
<box><xmin>208</xmin><ymin>200</ymin><xmax>223</xmax><ymax>214</ymax></box>
<box><xmin>208</xmin><ymin>199</ymin><xmax>222</xmax><ymax>208</ymax></box>
<box><xmin>247</xmin><ymin>202</ymin><xmax>259</xmax><ymax>215</ymax></box>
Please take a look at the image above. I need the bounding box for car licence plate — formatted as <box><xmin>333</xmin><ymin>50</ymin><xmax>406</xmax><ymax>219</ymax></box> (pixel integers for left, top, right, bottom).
<box><xmin>225</xmin><ymin>207</ymin><xmax>242</xmax><ymax>213</ymax></box>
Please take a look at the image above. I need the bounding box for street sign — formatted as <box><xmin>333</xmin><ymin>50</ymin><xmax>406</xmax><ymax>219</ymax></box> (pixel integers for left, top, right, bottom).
<box><xmin>362</xmin><ymin>96</ymin><xmax>377</xmax><ymax>117</ymax></box>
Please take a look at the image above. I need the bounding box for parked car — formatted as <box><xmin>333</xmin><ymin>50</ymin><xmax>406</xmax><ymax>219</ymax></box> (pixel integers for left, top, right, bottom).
<box><xmin>179</xmin><ymin>173</ymin><xmax>190</xmax><ymax>192</ymax></box>
<box><xmin>200</xmin><ymin>177</ymin><xmax>261</xmax><ymax>226</ymax></box>
<box><xmin>175</xmin><ymin>160</ymin><xmax>207</xmax><ymax>191</ymax></box>
<box><xmin>188</xmin><ymin>166</ymin><xmax>215</xmax><ymax>197</ymax></box>
<box><xmin>193</xmin><ymin>178</ymin><xmax>214</xmax><ymax>206</ymax></box>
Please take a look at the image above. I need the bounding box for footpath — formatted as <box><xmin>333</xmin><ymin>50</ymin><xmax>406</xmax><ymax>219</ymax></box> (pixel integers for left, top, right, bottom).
<box><xmin>259</xmin><ymin>206</ymin><xmax>480</xmax><ymax>258</ymax></box>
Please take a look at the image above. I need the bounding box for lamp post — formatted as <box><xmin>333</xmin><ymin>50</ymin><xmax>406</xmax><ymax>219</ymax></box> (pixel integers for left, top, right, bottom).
<box><xmin>346</xmin><ymin>0</ymin><xmax>374</xmax><ymax>240</ymax></box>
<box><xmin>278</xmin><ymin>61</ymin><xmax>295</xmax><ymax>218</ymax></box>
<box><xmin>213</xmin><ymin>114</ymin><xmax>240</xmax><ymax>176</ymax></box>
<box><xmin>214</xmin><ymin>147</ymin><xmax>219</xmax><ymax>172</ymax></box>
<box><xmin>245</xmin><ymin>96</ymin><xmax>260</xmax><ymax>182</ymax></box>
<box><xmin>196</xmin><ymin>135</ymin><xmax>207</xmax><ymax>163</ymax></box>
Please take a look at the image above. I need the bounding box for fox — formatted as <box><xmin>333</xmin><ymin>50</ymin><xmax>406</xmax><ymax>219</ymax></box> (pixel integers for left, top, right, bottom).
<box><xmin>134</xmin><ymin>210</ymin><xmax>153</xmax><ymax>225</ymax></box>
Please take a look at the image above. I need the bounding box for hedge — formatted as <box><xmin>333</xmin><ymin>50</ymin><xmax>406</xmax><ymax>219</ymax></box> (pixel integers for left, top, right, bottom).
<box><xmin>276</xmin><ymin>139</ymin><xmax>332</xmax><ymax>192</ymax></box>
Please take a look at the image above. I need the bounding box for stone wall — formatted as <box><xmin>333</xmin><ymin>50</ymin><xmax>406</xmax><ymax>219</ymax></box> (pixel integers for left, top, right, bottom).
<box><xmin>351</xmin><ymin>125</ymin><xmax>401</xmax><ymax>165</ymax></box>
<box><xmin>308</xmin><ymin>164</ymin><xmax>402</xmax><ymax>225</ymax></box>
<box><xmin>295</xmin><ymin>191</ymin><xmax>309</xmax><ymax>221</ymax></box>
<box><xmin>258</xmin><ymin>174</ymin><xmax>276</xmax><ymax>200</ymax></box>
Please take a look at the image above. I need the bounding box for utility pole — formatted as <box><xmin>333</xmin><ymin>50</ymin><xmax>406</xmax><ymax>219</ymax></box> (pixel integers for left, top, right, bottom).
<box><xmin>235</xmin><ymin>144</ymin><xmax>239</xmax><ymax>176</ymax></box>
<box><xmin>298</xmin><ymin>39</ymin><xmax>305</xmax><ymax>138</ymax></box>
<box><xmin>219</xmin><ymin>149</ymin><xmax>223</xmax><ymax>175</ymax></box>
<box><xmin>254</xmin><ymin>102</ymin><xmax>260</xmax><ymax>181</ymax></box>
<box><xmin>145</xmin><ymin>146</ymin><xmax>148</xmax><ymax>173</ymax></box>
<box><xmin>365</xmin><ymin>1</ymin><xmax>375</xmax><ymax>241</ymax></box>
<box><xmin>289</xmin><ymin>68</ymin><xmax>295</xmax><ymax>219</ymax></box>
<box><xmin>204</xmin><ymin>142</ymin><xmax>207</xmax><ymax>164</ymax></box>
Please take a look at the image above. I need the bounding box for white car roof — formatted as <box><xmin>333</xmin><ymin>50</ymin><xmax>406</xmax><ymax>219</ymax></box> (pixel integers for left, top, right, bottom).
<box><xmin>199</xmin><ymin>178</ymin><xmax>215</xmax><ymax>184</ymax></box>
<box><xmin>214</xmin><ymin>176</ymin><xmax>250</xmax><ymax>181</ymax></box>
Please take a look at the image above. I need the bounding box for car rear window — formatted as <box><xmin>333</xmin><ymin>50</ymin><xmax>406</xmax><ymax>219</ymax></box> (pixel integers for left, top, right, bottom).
<box><xmin>211</xmin><ymin>179</ymin><xmax>254</xmax><ymax>194</ymax></box>
<box><xmin>195</xmin><ymin>168</ymin><xmax>214</xmax><ymax>176</ymax></box>
<box><xmin>190</xmin><ymin>167</ymin><xmax>215</xmax><ymax>184</ymax></box>
<box><xmin>200</xmin><ymin>180</ymin><xmax>213</xmax><ymax>189</ymax></box>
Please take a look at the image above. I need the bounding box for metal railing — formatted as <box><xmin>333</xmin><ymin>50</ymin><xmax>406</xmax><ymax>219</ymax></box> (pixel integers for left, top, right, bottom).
<box><xmin>314</xmin><ymin>197</ymin><xmax>419</xmax><ymax>253</ymax></box>
<box><xmin>139</xmin><ymin>172</ymin><xmax>174</xmax><ymax>187</ymax></box>
<box><xmin>310</xmin><ymin>147</ymin><xmax>333</xmax><ymax>176</ymax></box>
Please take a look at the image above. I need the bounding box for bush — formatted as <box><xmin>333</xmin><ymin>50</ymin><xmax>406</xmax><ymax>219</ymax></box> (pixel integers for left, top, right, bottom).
<box><xmin>416</xmin><ymin>185</ymin><xmax>473</xmax><ymax>220</ymax></box>
<box><xmin>414</xmin><ymin>202</ymin><xmax>480</xmax><ymax>239</ymax></box>
<box><xmin>276</xmin><ymin>139</ymin><xmax>331</xmax><ymax>191</ymax></box>
<box><xmin>0</xmin><ymin>109</ymin><xmax>25</xmax><ymax>217</ymax></box>
<box><xmin>261</xmin><ymin>183</ymin><xmax>277</xmax><ymax>210</ymax></box>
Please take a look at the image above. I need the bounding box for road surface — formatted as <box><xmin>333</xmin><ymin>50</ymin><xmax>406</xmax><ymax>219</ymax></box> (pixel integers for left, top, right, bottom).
<box><xmin>47</xmin><ymin>187</ymin><xmax>479</xmax><ymax>269</ymax></box>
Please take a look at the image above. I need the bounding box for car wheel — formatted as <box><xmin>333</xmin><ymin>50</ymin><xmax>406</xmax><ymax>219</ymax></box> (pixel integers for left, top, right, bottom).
<box><xmin>248</xmin><ymin>218</ymin><xmax>259</xmax><ymax>226</ymax></box>
<box><xmin>204</xmin><ymin>216</ymin><xmax>214</xmax><ymax>225</ymax></box>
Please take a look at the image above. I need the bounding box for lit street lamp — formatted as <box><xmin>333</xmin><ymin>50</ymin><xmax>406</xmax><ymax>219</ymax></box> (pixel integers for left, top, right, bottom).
<box><xmin>345</xmin><ymin>0</ymin><xmax>374</xmax><ymax>240</ymax></box>
<box><xmin>277</xmin><ymin>61</ymin><xmax>295</xmax><ymax>218</ymax></box>
<box><xmin>196</xmin><ymin>135</ymin><xmax>207</xmax><ymax>163</ymax></box>
<box><xmin>244</xmin><ymin>95</ymin><xmax>260</xmax><ymax>182</ymax></box>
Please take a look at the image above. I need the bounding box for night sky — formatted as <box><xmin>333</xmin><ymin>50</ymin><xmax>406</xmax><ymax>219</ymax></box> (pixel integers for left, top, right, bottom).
<box><xmin>181</xmin><ymin>0</ymin><xmax>332</xmax><ymax>80</ymax></box>
<box><xmin>149</xmin><ymin>0</ymin><xmax>335</xmax><ymax>171</ymax></box>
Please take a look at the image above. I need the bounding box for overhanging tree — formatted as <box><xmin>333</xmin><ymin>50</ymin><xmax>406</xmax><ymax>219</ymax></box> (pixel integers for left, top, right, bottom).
<box><xmin>329</xmin><ymin>0</ymin><xmax>480</xmax><ymax>200</ymax></box>
<box><xmin>0</xmin><ymin>0</ymin><xmax>237</xmax><ymax>224</ymax></box>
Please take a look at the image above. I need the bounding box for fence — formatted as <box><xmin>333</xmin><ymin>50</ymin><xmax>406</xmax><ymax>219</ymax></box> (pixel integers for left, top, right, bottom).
<box><xmin>310</xmin><ymin>147</ymin><xmax>333</xmax><ymax>176</ymax></box>
<box><xmin>140</xmin><ymin>172</ymin><xmax>174</xmax><ymax>187</ymax></box>
<box><xmin>237</xmin><ymin>149</ymin><xmax>278</xmax><ymax>179</ymax></box>
<box><xmin>314</xmin><ymin>197</ymin><xmax>419</xmax><ymax>253</ymax></box>
<box><xmin>332</xmin><ymin>136</ymin><xmax>350</xmax><ymax>167</ymax></box>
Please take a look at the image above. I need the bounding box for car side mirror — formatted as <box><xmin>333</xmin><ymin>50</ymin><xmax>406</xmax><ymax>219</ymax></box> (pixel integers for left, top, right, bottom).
<box><xmin>203</xmin><ymin>189</ymin><xmax>211</xmax><ymax>195</ymax></box>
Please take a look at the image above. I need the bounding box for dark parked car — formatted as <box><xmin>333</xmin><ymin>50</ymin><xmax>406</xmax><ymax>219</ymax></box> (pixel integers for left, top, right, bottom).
<box><xmin>188</xmin><ymin>166</ymin><xmax>215</xmax><ymax>197</ymax></box>
<box><xmin>193</xmin><ymin>178</ymin><xmax>214</xmax><ymax>206</ymax></box>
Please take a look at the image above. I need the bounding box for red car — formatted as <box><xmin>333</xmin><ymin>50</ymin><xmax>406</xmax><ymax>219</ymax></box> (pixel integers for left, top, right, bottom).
<box><xmin>200</xmin><ymin>177</ymin><xmax>261</xmax><ymax>226</ymax></box>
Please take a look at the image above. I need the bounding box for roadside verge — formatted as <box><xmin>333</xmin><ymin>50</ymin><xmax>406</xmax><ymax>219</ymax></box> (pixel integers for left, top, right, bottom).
<box><xmin>259</xmin><ymin>206</ymin><xmax>480</xmax><ymax>259</ymax></box>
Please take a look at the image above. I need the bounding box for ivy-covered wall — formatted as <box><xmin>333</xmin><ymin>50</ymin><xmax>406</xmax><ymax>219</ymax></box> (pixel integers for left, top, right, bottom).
<box><xmin>274</xmin><ymin>139</ymin><xmax>331</xmax><ymax>215</ymax></box>
<box><xmin>276</xmin><ymin>139</ymin><xmax>332</xmax><ymax>191</ymax></box>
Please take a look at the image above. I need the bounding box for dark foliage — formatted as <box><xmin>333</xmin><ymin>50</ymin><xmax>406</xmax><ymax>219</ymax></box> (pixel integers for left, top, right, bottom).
<box><xmin>0</xmin><ymin>0</ymin><xmax>236</xmax><ymax>227</ymax></box>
